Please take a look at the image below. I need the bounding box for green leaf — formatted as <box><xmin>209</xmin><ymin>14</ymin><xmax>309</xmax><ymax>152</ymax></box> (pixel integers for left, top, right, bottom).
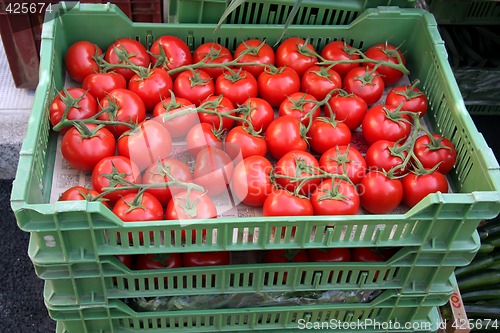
<box><xmin>214</xmin><ymin>0</ymin><xmax>247</xmax><ymax>32</ymax></box>
<box><xmin>275</xmin><ymin>0</ymin><xmax>303</xmax><ymax>46</ymax></box>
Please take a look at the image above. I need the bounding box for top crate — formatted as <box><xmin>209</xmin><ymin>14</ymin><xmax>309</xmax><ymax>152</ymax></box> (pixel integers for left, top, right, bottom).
<box><xmin>167</xmin><ymin>0</ymin><xmax>417</xmax><ymax>24</ymax></box>
<box><xmin>10</xmin><ymin>3</ymin><xmax>500</xmax><ymax>261</ymax></box>
<box><xmin>425</xmin><ymin>0</ymin><xmax>500</xmax><ymax>25</ymax></box>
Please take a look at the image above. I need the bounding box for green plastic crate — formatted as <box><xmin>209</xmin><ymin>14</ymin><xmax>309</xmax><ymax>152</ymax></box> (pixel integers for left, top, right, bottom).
<box><xmin>10</xmin><ymin>4</ymin><xmax>500</xmax><ymax>261</ymax></box>
<box><xmin>426</xmin><ymin>0</ymin><xmax>500</xmax><ymax>24</ymax></box>
<box><xmin>49</xmin><ymin>291</ymin><xmax>444</xmax><ymax>333</ymax></box>
<box><xmin>168</xmin><ymin>0</ymin><xmax>417</xmax><ymax>24</ymax></box>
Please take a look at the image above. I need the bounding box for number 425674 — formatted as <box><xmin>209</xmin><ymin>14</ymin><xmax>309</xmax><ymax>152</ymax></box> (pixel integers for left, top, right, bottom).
<box><xmin>5</xmin><ymin>2</ymin><xmax>52</xmax><ymax>14</ymax></box>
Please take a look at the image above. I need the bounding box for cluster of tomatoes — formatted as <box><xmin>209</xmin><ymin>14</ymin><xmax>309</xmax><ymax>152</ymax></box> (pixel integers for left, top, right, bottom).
<box><xmin>53</xmin><ymin>35</ymin><xmax>458</xmax><ymax>229</ymax></box>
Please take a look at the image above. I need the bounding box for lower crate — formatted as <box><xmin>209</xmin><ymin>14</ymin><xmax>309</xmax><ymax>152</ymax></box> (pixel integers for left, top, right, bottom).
<box><xmin>50</xmin><ymin>291</ymin><xmax>445</xmax><ymax>333</ymax></box>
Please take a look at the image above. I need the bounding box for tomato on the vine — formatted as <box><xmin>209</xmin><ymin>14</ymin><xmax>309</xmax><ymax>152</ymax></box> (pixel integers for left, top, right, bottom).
<box><xmin>236</xmin><ymin>97</ymin><xmax>274</xmax><ymax>132</ymax></box>
<box><xmin>59</xmin><ymin>186</ymin><xmax>109</xmax><ymax>208</ymax></box>
<box><xmin>402</xmin><ymin>171</ymin><xmax>449</xmax><ymax>208</ymax></box>
<box><xmin>266</xmin><ymin>116</ymin><xmax>308</xmax><ymax>160</ymax></box>
<box><xmin>319</xmin><ymin>145</ymin><xmax>366</xmax><ymax>185</ymax></box>
<box><xmin>413</xmin><ymin>134</ymin><xmax>457</xmax><ymax>175</ymax></box>
<box><xmin>135</xmin><ymin>253</ymin><xmax>182</xmax><ymax>270</ymax></box>
<box><xmin>225</xmin><ymin>126</ymin><xmax>267</xmax><ymax>160</ymax></box>
<box><xmin>173</xmin><ymin>69</ymin><xmax>214</xmax><ymax>106</ymax></box>
<box><xmin>215</xmin><ymin>69</ymin><xmax>258</xmax><ymax>105</ymax></box>
<box><xmin>343</xmin><ymin>66</ymin><xmax>385</xmax><ymax>105</ymax></box>
<box><xmin>386</xmin><ymin>82</ymin><xmax>428</xmax><ymax>117</ymax></box>
<box><xmin>362</xmin><ymin>105</ymin><xmax>411</xmax><ymax>146</ymax></box>
<box><xmin>274</xmin><ymin>150</ymin><xmax>321</xmax><ymax>196</ymax></box>
<box><xmin>128</xmin><ymin>68</ymin><xmax>173</xmax><ymax>110</ymax></box>
<box><xmin>193</xmin><ymin>147</ymin><xmax>234</xmax><ymax>196</ymax></box>
<box><xmin>49</xmin><ymin>88</ymin><xmax>98</xmax><ymax>131</ymax></box>
<box><xmin>307</xmin><ymin>117</ymin><xmax>352</xmax><ymax>154</ymax></box>
<box><xmin>65</xmin><ymin>41</ymin><xmax>102</xmax><ymax>83</ymax></box>
<box><xmin>308</xmin><ymin>248</ymin><xmax>351</xmax><ymax>262</ymax></box>
<box><xmin>104</xmin><ymin>38</ymin><xmax>151</xmax><ymax>81</ymax></box>
<box><xmin>310</xmin><ymin>178</ymin><xmax>360</xmax><ymax>215</ymax></box>
<box><xmin>82</xmin><ymin>73</ymin><xmax>127</xmax><ymax>101</ymax></box>
<box><xmin>320</xmin><ymin>41</ymin><xmax>360</xmax><ymax>78</ymax></box>
<box><xmin>365</xmin><ymin>43</ymin><xmax>406</xmax><ymax>87</ymax></box>
<box><xmin>234</xmin><ymin>39</ymin><xmax>275</xmax><ymax>78</ymax></box>
<box><xmin>276</xmin><ymin>37</ymin><xmax>317</xmax><ymax>77</ymax></box>
<box><xmin>326</xmin><ymin>91</ymin><xmax>367</xmax><ymax>131</ymax></box>
<box><xmin>278</xmin><ymin>92</ymin><xmax>320</xmax><ymax>127</ymax></box>
<box><xmin>258</xmin><ymin>66</ymin><xmax>300</xmax><ymax>107</ymax></box>
<box><xmin>301</xmin><ymin>66</ymin><xmax>342</xmax><ymax>101</ymax></box>
<box><xmin>193</xmin><ymin>42</ymin><xmax>233</xmax><ymax>79</ymax></box>
<box><xmin>182</xmin><ymin>251</ymin><xmax>230</xmax><ymax>267</ymax></box>
<box><xmin>199</xmin><ymin>95</ymin><xmax>235</xmax><ymax>131</ymax></box>
<box><xmin>359</xmin><ymin>171</ymin><xmax>403</xmax><ymax>214</ymax></box>
<box><xmin>185</xmin><ymin>123</ymin><xmax>223</xmax><ymax>157</ymax></box>
<box><xmin>263</xmin><ymin>189</ymin><xmax>313</xmax><ymax>216</ymax></box>
<box><xmin>152</xmin><ymin>96</ymin><xmax>197</xmax><ymax>139</ymax></box>
<box><xmin>231</xmin><ymin>156</ymin><xmax>273</xmax><ymax>207</ymax></box>
<box><xmin>149</xmin><ymin>35</ymin><xmax>192</xmax><ymax>73</ymax></box>
<box><xmin>365</xmin><ymin>140</ymin><xmax>408</xmax><ymax>176</ymax></box>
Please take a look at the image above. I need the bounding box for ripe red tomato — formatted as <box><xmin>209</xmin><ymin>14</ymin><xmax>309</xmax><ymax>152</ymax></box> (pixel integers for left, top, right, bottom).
<box><xmin>365</xmin><ymin>140</ymin><xmax>408</xmax><ymax>176</ymax></box>
<box><xmin>149</xmin><ymin>35</ymin><xmax>192</xmax><ymax>73</ymax></box>
<box><xmin>311</xmin><ymin>178</ymin><xmax>360</xmax><ymax>215</ymax></box>
<box><xmin>98</xmin><ymin>88</ymin><xmax>147</xmax><ymax>137</ymax></box>
<box><xmin>263</xmin><ymin>189</ymin><xmax>313</xmax><ymax>216</ymax></box>
<box><xmin>275</xmin><ymin>150</ymin><xmax>321</xmax><ymax>196</ymax></box>
<box><xmin>365</xmin><ymin>43</ymin><xmax>406</xmax><ymax>87</ymax></box>
<box><xmin>193</xmin><ymin>147</ymin><xmax>234</xmax><ymax>196</ymax></box>
<box><xmin>231</xmin><ymin>156</ymin><xmax>273</xmax><ymax>207</ymax></box>
<box><xmin>104</xmin><ymin>38</ymin><xmax>151</xmax><ymax>81</ymax></box>
<box><xmin>185</xmin><ymin>123</ymin><xmax>223</xmax><ymax>157</ymax></box>
<box><xmin>258</xmin><ymin>66</ymin><xmax>300</xmax><ymax>107</ymax></box>
<box><xmin>116</xmin><ymin>255</ymin><xmax>133</xmax><ymax>269</ymax></box>
<box><xmin>359</xmin><ymin>171</ymin><xmax>403</xmax><ymax>214</ymax></box>
<box><xmin>65</xmin><ymin>41</ymin><xmax>102</xmax><ymax>83</ymax></box>
<box><xmin>402</xmin><ymin>171</ymin><xmax>449</xmax><ymax>208</ymax></box>
<box><xmin>117</xmin><ymin>120</ymin><xmax>172</xmax><ymax>171</ymax></box>
<box><xmin>352</xmin><ymin>248</ymin><xmax>385</xmax><ymax>262</ymax></box>
<box><xmin>173</xmin><ymin>69</ymin><xmax>214</xmax><ymax>106</ymax></box>
<box><xmin>307</xmin><ymin>117</ymin><xmax>352</xmax><ymax>154</ymax></box>
<box><xmin>278</xmin><ymin>92</ymin><xmax>320</xmax><ymax>127</ymax></box>
<box><xmin>49</xmin><ymin>88</ymin><xmax>98</xmax><ymax>131</ymax></box>
<box><xmin>215</xmin><ymin>69</ymin><xmax>258</xmax><ymax>105</ymax></box>
<box><xmin>320</xmin><ymin>41</ymin><xmax>360</xmax><ymax>78</ymax></box>
<box><xmin>264</xmin><ymin>249</ymin><xmax>309</xmax><ymax>263</ymax></box>
<box><xmin>82</xmin><ymin>72</ymin><xmax>127</xmax><ymax>101</ymax></box>
<box><xmin>266</xmin><ymin>116</ymin><xmax>308</xmax><ymax>160</ymax></box>
<box><xmin>143</xmin><ymin>158</ymin><xmax>193</xmax><ymax>206</ymax></box>
<box><xmin>128</xmin><ymin>68</ymin><xmax>173</xmax><ymax>110</ymax></box>
<box><xmin>234</xmin><ymin>39</ymin><xmax>275</xmax><ymax>78</ymax></box>
<box><xmin>135</xmin><ymin>253</ymin><xmax>182</xmax><ymax>270</ymax></box>
<box><xmin>276</xmin><ymin>37</ymin><xmax>317</xmax><ymax>77</ymax></box>
<box><xmin>319</xmin><ymin>145</ymin><xmax>366</xmax><ymax>185</ymax></box>
<box><xmin>413</xmin><ymin>134</ymin><xmax>457</xmax><ymax>175</ymax></box>
<box><xmin>61</xmin><ymin>123</ymin><xmax>116</xmax><ymax>171</ymax></box>
<box><xmin>182</xmin><ymin>251</ymin><xmax>230</xmax><ymax>267</ymax></box>
<box><xmin>362</xmin><ymin>105</ymin><xmax>411</xmax><ymax>146</ymax></box>
<box><xmin>92</xmin><ymin>156</ymin><xmax>142</xmax><ymax>205</ymax></box>
<box><xmin>386</xmin><ymin>83</ymin><xmax>428</xmax><ymax>117</ymax></box>
<box><xmin>343</xmin><ymin>66</ymin><xmax>385</xmax><ymax>105</ymax></box>
<box><xmin>301</xmin><ymin>66</ymin><xmax>342</xmax><ymax>101</ymax></box>
<box><xmin>59</xmin><ymin>186</ymin><xmax>109</xmax><ymax>208</ymax></box>
<box><xmin>326</xmin><ymin>91</ymin><xmax>367</xmax><ymax>131</ymax></box>
<box><xmin>225</xmin><ymin>126</ymin><xmax>267</xmax><ymax>160</ymax></box>
<box><xmin>308</xmin><ymin>248</ymin><xmax>351</xmax><ymax>262</ymax></box>
<box><xmin>236</xmin><ymin>97</ymin><xmax>274</xmax><ymax>132</ymax></box>
<box><xmin>199</xmin><ymin>95</ymin><xmax>235</xmax><ymax>131</ymax></box>
<box><xmin>193</xmin><ymin>42</ymin><xmax>233</xmax><ymax>79</ymax></box>
<box><xmin>152</xmin><ymin>96</ymin><xmax>197</xmax><ymax>139</ymax></box>
<box><xmin>166</xmin><ymin>190</ymin><xmax>217</xmax><ymax>220</ymax></box>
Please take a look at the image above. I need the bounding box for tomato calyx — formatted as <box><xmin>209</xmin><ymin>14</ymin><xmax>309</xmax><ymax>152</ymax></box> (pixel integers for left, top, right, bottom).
<box><xmin>72</xmin><ymin>121</ymin><xmax>105</xmax><ymax>139</ymax></box>
<box><xmin>188</xmin><ymin>69</ymin><xmax>211</xmax><ymax>87</ymax></box>
<box><xmin>148</xmin><ymin>253</ymin><xmax>176</xmax><ymax>267</ymax></box>
<box><xmin>263</xmin><ymin>65</ymin><xmax>285</xmax><ymax>75</ymax></box>
<box><xmin>393</xmin><ymin>79</ymin><xmax>425</xmax><ymax>101</ymax></box>
<box><xmin>223</xmin><ymin>68</ymin><xmax>248</xmax><ymax>83</ymax></box>
<box><xmin>316</xmin><ymin>113</ymin><xmax>343</xmax><ymax>129</ymax></box>
<box><xmin>200</xmin><ymin>45</ymin><xmax>227</xmax><ymax>62</ymax></box>
<box><xmin>424</xmin><ymin>134</ymin><xmax>454</xmax><ymax>152</ymax></box>
<box><xmin>376</xmin><ymin>40</ymin><xmax>405</xmax><ymax>61</ymax></box>
<box><xmin>173</xmin><ymin>187</ymin><xmax>208</xmax><ymax>218</ymax></box>
<box><xmin>296</xmin><ymin>39</ymin><xmax>318</xmax><ymax>58</ymax></box>
<box><xmin>280</xmin><ymin>249</ymin><xmax>305</xmax><ymax>262</ymax></box>
<box><xmin>325</xmin><ymin>145</ymin><xmax>359</xmax><ymax>171</ymax></box>
<box><xmin>310</xmin><ymin>66</ymin><xmax>337</xmax><ymax>83</ymax></box>
<box><xmin>354</xmin><ymin>66</ymin><xmax>384</xmax><ymax>88</ymax></box>
<box><xmin>316</xmin><ymin>179</ymin><xmax>351</xmax><ymax>204</ymax></box>
<box><xmin>382</xmin><ymin>104</ymin><xmax>411</xmax><ymax>125</ymax></box>
<box><xmin>237</xmin><ymin>40</ymin><xmax>267</xmax><ymax>57</ymax></box>
<box><xmin>124</xmin><ymin>191</ymin><xmax>148</xmax><ymax>213</ymax></box>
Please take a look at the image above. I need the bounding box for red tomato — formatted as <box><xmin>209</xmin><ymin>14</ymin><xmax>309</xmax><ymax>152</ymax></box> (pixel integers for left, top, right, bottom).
<box><xmin>193</xmin><ymin>147</ymin><xmax>234</xmax><ymax>196</ymax></box>
<box><xmin>185</xmin><ymin>123</ymin><xmax>223</xmax><ymax>157</ymax></box>
<box><xmin>152</xmin><ymin>96</ymin><xmax>197</xmax><ymax>139</ymax></box>
<box><xmin>402</xmin><ymin>171</ymin><xmax>449</xmax><ymax>208</ymax></box>
<box><xmin>343</xmin><ymin>66</ymin><xmax>385</xmax><ymax>105</ymax></box>
<box><xmin>82</xmin><ymin>72</ymin><xmax>127</xmax><ymax>101</ymax></box>
<box><xmin>413</xmin><ymin>134</ymin><xmax>457</xmax><ymax>175</ymax></box>
<box><xmin>193</xmin><ymin>42</ymin><xmax>233</xmax><ymax>79</ymax></box>
<box><xmin>301</xmin><ymin>66</ymin><xmax>342</xmax><ymax>101</ymax></box>
<box><xmin>49</xmin><ymin>88</ymin><xmax>98</xmax><ymax>131</ymax></box>
<box><xmin>276</xmin><ymin>37</ymin><xmax>317</xmax><ymax>77</ymax></box>
<box><xmin>278</xmin><ymin>92</ymin><xmax>319</xmax><ymax>127</ymax></box>
<box><xmin>236</xmin><ymin>97</ymin><xmax>274</xmax><ymax>132</ymax></box>
<box><xmin>352</xmin><ymin>248</ymin><xmax>385</xmax><ymax>262</ymax></box>
<box><xmin>98</xmin><ymin>88</ymin><xmax>147</xmax><ymax>137</ymax></box>
<box><xmin>182</xmin><ymin>251</ymin><xmax>230</xmax><ymax>267</ymax></box>
<box><xmin>116</xmin><ymin>255</ymin><xmax>134</xmax><ymax>269</ymax></box>
<box><xmin>199</xmin><ymin>95</ymin><xmax>235</xmax><ymax>131</ymax></box>
<box><xmin>231</xmin><ymin>156</ymin><xmax>273</xmax><ymax>207</ymax></box>
<box><xmin>92</xmin><ymin>156</ymin><xmax>142</xmax><ymax>204</ymax></box>
<box><xmin>320</xmin><ymin>41</ymin><xmax>360</xmax><ymax>78</ymax></box>
<box><xmin>326</xmin><ymin>91</ymin><xmax>367</xmax><ymax>131</ymax></box>
<box><xmin>263</xmin><ymin>189</ymin><xmax>313</xmax><ymax>216</ymax></box>
<box><xmin>359</xmin><ymin>171</ymin><xmax>403</xmax><ymax>214</ymax></box>
<box><xmin>311</xmin><ymin>178</ymin><xmax>360</xmax><ymax>215</ymax></box>
<box><xmin>307</xmin><ymin>117</ymin><xmax>352</xmax><ymax>154</ymax></box>
<box><xmin>308</xmin><ymin>248</ymin><xmax>351</xmax><ymax>262</ymax></box>
<box><xmin>149</xmin><ymin>35</ymin><xmax>192</xmax><ymax>73</ymax></box>
<box><xmin>143</xmin><ymin>158</ymin><xmax>193</xmax><ymax>206</ymax></box>
<box><xmin>135</xmin><ymin>253</ymin><xmax>182</xmax><ymax>270</ymax></box>
<box><xmin>275</xmin><ymin>150</ymin><xmax>321</xmax><ymax>196</ymax></box>
<box><xmin>225</xmin><ymin>126</ymin><xmax>267</xmax><ymax>160</ymax></box>
<box><xmin>104</xmin><ymin>38</ymin><xmax>151</xmax><ymax>81</ymax></box>
<box><xmin>365</xmin><ymin>140</ymin><xmax>408</xmax><ymax>176</ymax></box>
<box><xmin>61</xmin><ymin>123</ymin><xmax>116</xmax><ymax>171</ymax></box>
<box><xmin>365</xmin><ymin>43</ymin><xmax>406</xmax><ymax>87</ymax></box>
<box><xmin>264</xmin><ymin>249</ymin><xmax>309</xmax><ymax>263</ymax></box>
<box><xmin>258</xmin><ymin>66</ymin><xmax>300</xmax><ymax>107</ymax></box>
<box><xmin>166</xmin><ymin>190</ymin><xmax>217</xmax><ymax>220</ymax></box>
<box><xmin>362</xmin><ymin>105</ymin><xmax>411</xmax><ymax>146</ymax></box>
<box><xmin>173</xmin><ymin>69</ymin><xmax>214</xmax><ymax>106</ymax></box>
<box><xmin>319</xmin><ymin>145</ymin><xmax>367</xmax><ymax>185</ymax></box>
<box><xmin>266</xmin><ymin>116</ymin><xmax>308</xmax><ymax>160</ymax></box>
<box><xmin>386</xmin><ymin>83</ymin><xmax>428</xmax><ymax>117</ymax></box>
<box><xmin>215</xmin><ymin>69</ymin><xmax>258</xmax><ymax>105</ymax></box>
<box><xmin>59</xmin><ymin>186</ymin><xmax>109</xmax><ymax>208</ymax></box>
<box><xmin>117</xmin><ymin>120</ymin><xmax>172</xmax><ymax>171</ymax></box>
<box><xmin>65</xmin><ymin>41</ymin><xmax>102</xmax><ymax>83</ymax></box>
<box><xmin>128</xmin><ymin>68</ymin><xmax>173</xmax><ymax>110</ymax></box>
<box><xmin>234</xmin><ymin>39</ymin><xmax>275</xmax><ymax>78</ymax></box>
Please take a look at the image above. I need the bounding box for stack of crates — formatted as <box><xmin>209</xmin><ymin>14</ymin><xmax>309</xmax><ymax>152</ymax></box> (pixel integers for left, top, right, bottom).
<box><xmin>10</xmin><ymin>1</ymin><xmax>500</xmax><ymax>332</ymax></box>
